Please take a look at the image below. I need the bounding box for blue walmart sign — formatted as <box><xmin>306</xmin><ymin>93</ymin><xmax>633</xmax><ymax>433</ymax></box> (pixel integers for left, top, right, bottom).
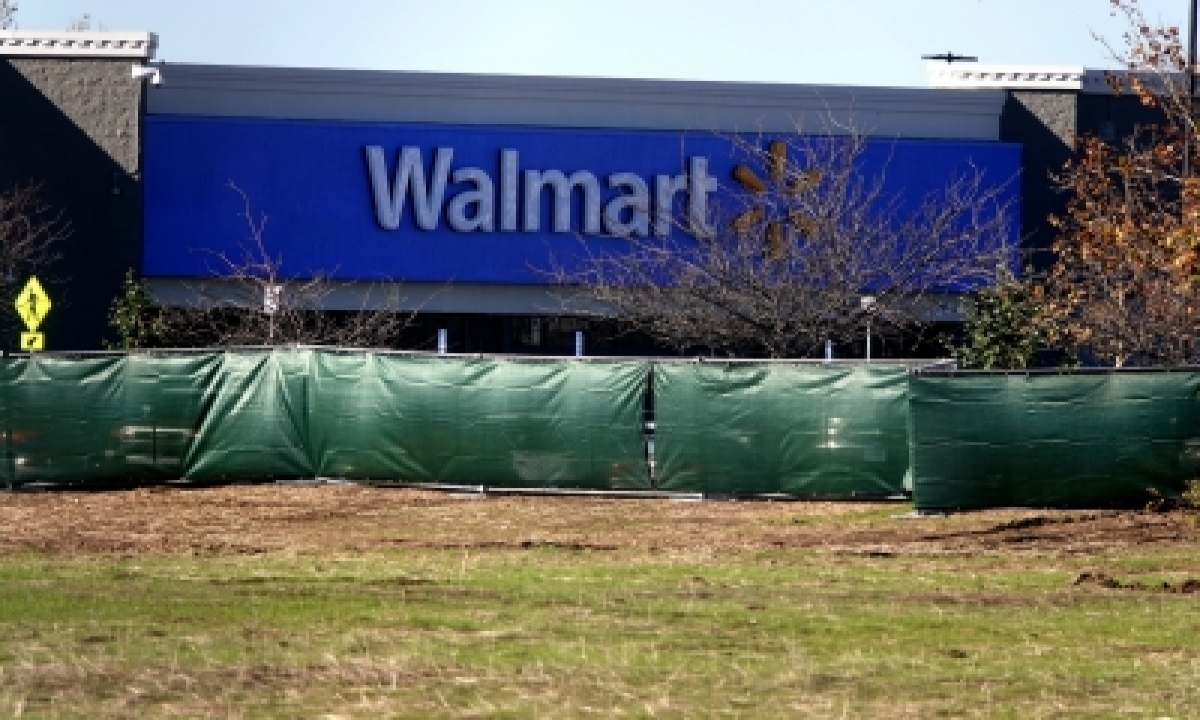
<box><xmin>143</xmin><ymin>116</ymin><xmax>1020</xmax><ymax>284</ymax></box>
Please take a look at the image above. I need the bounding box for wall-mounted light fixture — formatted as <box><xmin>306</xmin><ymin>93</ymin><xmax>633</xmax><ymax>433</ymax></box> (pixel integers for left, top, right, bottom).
<box><xmin>131</xmin><ymin>64</ymin><xmax>162</xmax><ymax>85</ymax></box>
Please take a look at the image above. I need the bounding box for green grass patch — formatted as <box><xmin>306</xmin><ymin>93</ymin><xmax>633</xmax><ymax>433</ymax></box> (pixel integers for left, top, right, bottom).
<box><xmin>0</xmin><ymin>542</ymin><xmax>1197</xmax><ymax>718</ymax></box>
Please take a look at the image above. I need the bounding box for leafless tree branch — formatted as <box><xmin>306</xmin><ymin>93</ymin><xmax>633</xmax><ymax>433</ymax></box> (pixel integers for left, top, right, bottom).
<box><xmin>0</xmin><ymin>0</ymin><xmax>16</xmax><ymax>30</ymax></box>
<box><xmin>0</xmin><ymin>180</ymin><xmax>68</xmax><ymax>283</ymax></box>
<box><xmin>159</xmin><ymin>182</ymin><xmax>416</xmax><ymax>348</ymax></box>
<box><xmin>552</xmin><ymin>129</ymin><xmax>1016</xmax><ymax>358</ymax></box>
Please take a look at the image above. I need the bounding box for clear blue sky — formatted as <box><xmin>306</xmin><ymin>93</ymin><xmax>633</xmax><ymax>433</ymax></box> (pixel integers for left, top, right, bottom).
<box><xmin>17</xmin><ymin>0</ymin><xmax>1190</xmax><ymax>87</ymax></box>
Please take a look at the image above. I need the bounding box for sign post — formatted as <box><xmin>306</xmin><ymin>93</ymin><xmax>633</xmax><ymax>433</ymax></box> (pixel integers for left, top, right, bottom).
<box><xmin>13</xmin><ymin>276</ymin><xmax>51</xmax><ymax>352</ymax></box>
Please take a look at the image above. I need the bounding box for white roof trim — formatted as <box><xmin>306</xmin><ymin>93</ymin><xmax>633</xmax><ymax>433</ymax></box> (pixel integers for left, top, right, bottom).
<box><xmin>927</xmin><ymin>63</ymin><xmax>1113</xmax><ymax>93</ymax></box>
<box><xmin>0</xmin><ymin>31</ymin><xmax>157</xmax><ymax>59</ymax></box>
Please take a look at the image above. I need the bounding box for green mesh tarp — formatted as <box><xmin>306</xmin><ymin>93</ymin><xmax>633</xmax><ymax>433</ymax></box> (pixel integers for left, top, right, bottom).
<box><xmin>120</xmin><ymin>353</ymin><xmax>219</xmax><ymax>479</ymax></box>
<box><xmin>0</xmin><ymin>353</ymin><xmax>218</xmax><ymax>485</ymax></box>
<box><xmin>308</xmin><ymin>353</ymin><xmax>650</xmax><ymax>488</ymax></box>
<box><xmin>909</xmin><ymin>371</ymin><xmax>1200</xmax><ymax>511</ymax></box>
<box><xmin>0</xmin><ymin>351</ymin><xmax>309</xmax><ymax>486</ymax></box>
<box><xmin>182</xmin><ymin>351</ymin><xmax>314</xmax><ymax>480</ymax></box>
<box><xmin>0</xmin><ymin>355</ymin><xmax>129</xmax><ymax>485</ymax></box>
<box><xmin>652</xmin><ymin>363</ymin><xmax>910</xmax><ymax>497</ymax></box>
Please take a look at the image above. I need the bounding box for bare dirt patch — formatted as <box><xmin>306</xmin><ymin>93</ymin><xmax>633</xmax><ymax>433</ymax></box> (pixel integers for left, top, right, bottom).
<box><xmin>1073</xmin><ymin>570</ymin><xmax>1200</xmax><ymax>593</ymax></box>
<box><xmin>1</xmin><ymin>483</ymin><xmax>1197</xmax><ymax>558</ymax></box>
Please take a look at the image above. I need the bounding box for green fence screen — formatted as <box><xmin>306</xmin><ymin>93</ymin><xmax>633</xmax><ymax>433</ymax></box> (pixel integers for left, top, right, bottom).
<box><xmin>0</xmin><ymin>351</ymin><xmax>314</xmax><ymax>486</ymax></box>
<box><xmin>9</xmin><ymin>351</ymin><xmax>1200</xmax><ymax>509</ymax></box>
<box><xmin>0</xmin><ymin>351</ymin><xmax>647</xmax><ymax>489</ymax></box>
<box><xmin>182</xmin><ymin>351</ymin><xmax>314</xmax><ymax>481</ymax></box>
<box><xmin>1</xmin><ymin>355</ymin><xmax>129</xmax><ymax>485</ymax></box>
<box><xmin>653</xmin><ymin>363</ymin><xmax>910</xmax><ymax>497</ymax></box>
<box><xmin>120</xmin><ymin>353</ymin><xmax>220</xmax><ymax>480</ymax></box>
<box><xmin>308</xmin><ymin>353</ymin><xmax>649</xmax><ymax>489</ymax></box>
<box><xmin>909</xmin><ymin>371</ymin><xmax>1200</xmax><ymax>511</ymax></box>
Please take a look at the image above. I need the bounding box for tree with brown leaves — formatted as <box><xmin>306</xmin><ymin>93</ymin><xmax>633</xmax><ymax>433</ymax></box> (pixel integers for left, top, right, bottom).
<box><xmin>1040</xmin><ymin>0</ymin><xmax>1200</xmax><ymax>366</ymax></box>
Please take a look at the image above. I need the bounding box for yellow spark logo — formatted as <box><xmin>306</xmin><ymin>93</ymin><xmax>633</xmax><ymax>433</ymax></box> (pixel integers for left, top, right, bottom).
<box><xmin>731</xmin><ymin>140</ymin><xmax>821</xmax><ymax>260</ymax></box>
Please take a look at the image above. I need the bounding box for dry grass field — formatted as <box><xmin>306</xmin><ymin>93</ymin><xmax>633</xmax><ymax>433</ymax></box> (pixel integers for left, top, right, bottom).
<box><xmin>0</xmin><ymin>484</ymin><xmax>1197</xmax><ymax>718</ymax></box>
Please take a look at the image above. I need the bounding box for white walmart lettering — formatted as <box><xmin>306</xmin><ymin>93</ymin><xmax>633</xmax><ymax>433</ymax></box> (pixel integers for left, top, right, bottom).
<box><xmin>365</xmin><ymin>147</ymin><xmax>714</xmax><ymax>237</ymax></box>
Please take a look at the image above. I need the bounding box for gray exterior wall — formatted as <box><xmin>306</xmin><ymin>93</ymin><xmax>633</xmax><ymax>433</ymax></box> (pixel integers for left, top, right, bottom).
<box><xmin>1076</xmin><ymin>92</ymin><xmax>1165</xmax><ymax>142</ymax></box>
<box><xmin>1001</xmin><ymin>90</ymin><xmax>1165</xmax><ymax>272</ymax></box>
<box><xmin>1000</xmin><ymin>91</ymin><xmax>1077</xmax><ymax>271</ymax></box>
<box><xmin>0</xmin><ymin>57</ymin><xmax>145</xmax><ymax>351</ymax></box>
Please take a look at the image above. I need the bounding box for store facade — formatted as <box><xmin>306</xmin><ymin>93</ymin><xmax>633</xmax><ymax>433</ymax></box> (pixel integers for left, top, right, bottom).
<box><xmin>7</xmin><ymin>30</ymin><xmax>1136</xmax><ymax>354</ymax></box>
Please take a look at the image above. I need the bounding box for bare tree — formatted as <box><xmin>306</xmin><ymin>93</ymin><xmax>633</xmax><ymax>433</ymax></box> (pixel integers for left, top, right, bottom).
<box><xmin>159</xmin><ymin>182</ymin><xmax>415</xmax><ymax>347</ymax></box>
<box><xmin>0</xmin><ymin>181</ymin><xmax>66</xmax><ymax>282</ymax></box>
<box><xmin>65</xmin><ymin>14</ymin><xmax>105</xmax><ymax>32</ymax></box>
<box><xmin>0</xmin><ymin>0</ymin><xmax>17</xmax><ymax>30</ymax></box>
<box><xmin>0</xmin><ymin>181</ymin><xmax>69</xmax><ymax>337</ymax></box>
<box><xmin>555</xmin><ymin>131</ymin><xmax>1017</xmax><ymax>358</ymax></box>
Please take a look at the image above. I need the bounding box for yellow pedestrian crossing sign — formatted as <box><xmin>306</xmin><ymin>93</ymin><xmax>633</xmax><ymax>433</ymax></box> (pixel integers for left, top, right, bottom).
<box><xmin>14</xmin><ymin>276</ymin><xmax>51</xmax><ymax>332</ymax></box>
<box><xmin>14</xmin><ymin>276</ymin><xmax>51</xmax><ymax>352</ymax></box>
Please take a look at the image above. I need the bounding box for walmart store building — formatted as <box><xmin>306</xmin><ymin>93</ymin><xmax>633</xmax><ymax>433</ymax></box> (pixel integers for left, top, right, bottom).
<box><xmin>0</xmin><ymin>31</ymin><xmax>1158</xmax><ymax>354</ymax></box>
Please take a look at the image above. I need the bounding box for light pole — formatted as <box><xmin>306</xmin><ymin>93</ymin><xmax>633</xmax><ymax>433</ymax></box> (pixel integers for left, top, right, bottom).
<box><xmin>1187</xmin><ymin>0</ymin><xmax>1197</xmax><ymax>179</ymax></box>
<box><xmin>1191</xmin><ymin>1</ymin><xmax>1197</xmax><ymax>100</ymax></box>
<box><xmin>860</xmin><ymin>295</ymin><xmax>877</xmax><ymax>361</ymax></box>
<box><xmin>263</xmin><ymin>284</ymin><xmax>282</xmax><ymax>342</ymax></box>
